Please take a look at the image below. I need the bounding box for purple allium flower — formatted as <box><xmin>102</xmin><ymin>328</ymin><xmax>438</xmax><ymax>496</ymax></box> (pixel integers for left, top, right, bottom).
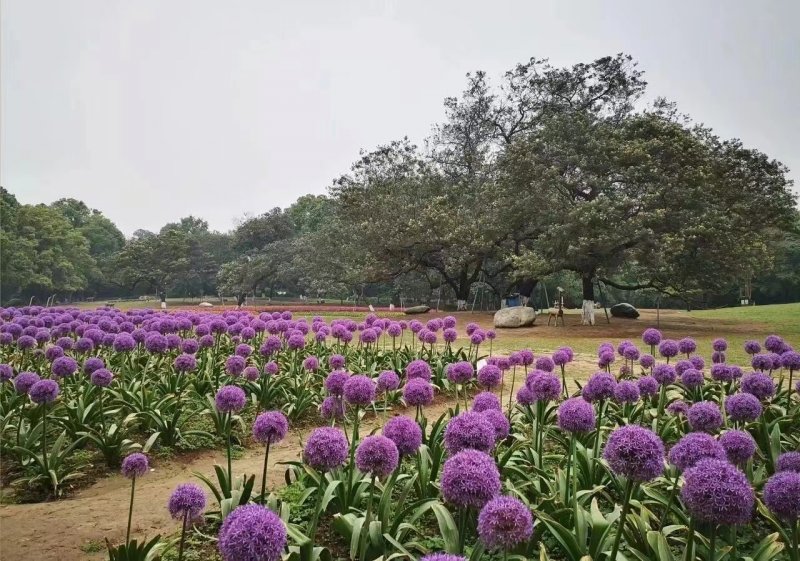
<box><xmin>613</xmin><ymin>380</ymin><xmax>640</xmax><ymax>403</ymax></box>
<box><xmin>443</xmin><ymin>328</ymin><xmax>458</xmax><ymax>343</ymax></box>
<box><xmin>469</xmin><ymin>332</ymin><xmax>484</xmax><ymax>345</ymax></box>
<box><xmin>325</xmin><ymin>370</ymin><xmax>349</xmax><ymax>396</ymax></box>
<box><xmin>444</xmin><ymin>362</ymin><xmax>472</xmax><ymax>386</ymax></box>
<box><xmin>252</xmin><ymin>411</ymin><xmax>288</xmax><ymax>445</ymax></box>
<box><xmin>666</xmin><ymin>400</ymin><xmax>689</xmax><ymax>416</ymax></box>
<box><xmin>658</xmin><ymin>339</ymin><xmax>679</xmax><ymax>359</ymax></box>
<box><xmin>264</xmin><ymin>361</ymin><xmax>279</xmax><ymax>376</ymax></box>
<box><xmin>421</xmin><ymin>554</ymin><xmax>467</xmax><ymax>561</ymax></box>
<box><xmin>29</xmin><ymin>379</ymin><xmax>60</xmax><ymax>404</ymax></box>
<box><xmin>681</xmin><ymin>459</ymin><xmax>754</xmax><ymax>525</ymax></box>
<box><xmin>198</xmin><ymin>334</ymin><xmax>215</xmax><ymax>348</ymax></box>
<box><xmin>477</xmin><ymin>365</ymin><xmax>502</xmax><ymax>389</ymax></box>
<box><xmin>465</xmin><ymin>322</ymin><xmax>479</xmax><ymax>336</ymax></box>
<box><xmin>386</xmin><ymin>323</ymin><xmax>402</xmax><ymax>338</ymax></box>
<box><xmin>215</xmin><ymin>385</ymin><xmax>247</xmax><ymax>413</ymax></box>
<box><xmin>143</xmin><ymin>333</ymin><xmax>167</xmax><ymax>353</ymax></box>
<box><xmin>709</xmin><ymin>364</ymin><xmax>732</xmax><ymax>382</ymax></box>
<box><xmin>557</xmin><ymin>398</ymin><xmax>595</xmax><ymax>433</ymax></box>
<box><xmin>121</xmin><ymin>452</ymin><xmax>149</xmax><ymax>479</ymax></box>
<box><xmin>622</xmin><ymin>346</ymin><xmax>641</xmax><ymax>362</ymax></box>
<box><xmin>303</xmin><ymin>427</ymin><xmax>348</xmax><ymax>472</ymax></box>
<box><xmin>777</xmin><ymin>452</ymin><xmax>800</xmax><ymax>473</ymax></box>
<box><xmin>725</xmin><ymin>393</ymin><xmax>762</xmax><ymax>422</ymax></box>
<box><xmin>710</xmin><ymin>338</ymin><xmax>727</xmax><ymax>352</ymax></box>
<box><xmin>763</xmin><ymin>471</ymin><xmax>800</xmax><ymax>522</ymax></box>
<box><xmin>44</xmin><ymin>345</ymin><xmax>64</xmax><ymax>361</ymax></box>
<box><xmin>343</xmin><ymin>375</ymin><xmax>376</xmax><ymax>407</ymax></box>
<box><xmin>604</xmin><ymin>425</ymin><xmax>665</xmax><ymax>482</ymax></box>
<box><xmin>680</xmin><ymin>368</ymin><xmax>704</xmax><ymax>388</ymax></box>
<box><xmin>472</xmin><ymin>391</ymin><xmax>501</xmax><ymax>412</ymax></box>
<box><xmin>598</xmin><ymin>350</ymin><xmax>616</xmax><ymax>368</ymax></box>
<box><xmin>179</xmin><ymin>338</ymin><xmax>199</xmax><ymax>354</ymax></box>
<box><xmin>440</xmin><ymin>449</ymin><xmax>500</xmax><ymax>509</ymax></box>
<box><xmin>744</xmin><ymin>340</ymin><xmax>761</xmax><ymax>355</ymax></box>
<box><xmin>516</xmin><ymin>385</ymin><xmax>535</xmax><ymax>405</ymax></box>
<box><xmin>712</xmin><ymin>351</ymin><xmax>725</xmax><ymax>364</ymax></box>
<box><xmin>302</xmin><ymin>356</ymin><xmax>319</xmax><ymax>372</ymax></box>
<box><xmin>740</xmin><ymin>372</ymin><xmax>775</xmax><ymax>400</ymax></box>
<box><xmin>534</xmin><ymin>356</ymin><xmax>555</xmax><ymax>372</ymax></box>
<box><xmin>217</xmin><ymin>504</ymin><xmax>286</xmax><ymax>561</ymax></box>
<box><xmin>782</xmin><ymin>351</ymin><xmax>800</xmax><ymax>371</ymax></box>
<box><xmin>17</xmin><ymin>335</ymin><xmax>36</xmax><ymax>350</ymax></box>
<box><xmin>582</xmin><ymin>371</ymin><xmax>617</xmax><ymax>402</ymax></box>
<box><xmin>13</xmin><ymin>372</ymin><xmax>40</xmax><ymax>394</ymax></box>
<box><xmin>233</xmin><ymin>344</ymin><xmax>252</xmax><ymax>358</ymax></box>
<box><xmin>376</xmin><ymin>370</ymin><xmax>400</xmax><ymax>392</ymax></box>
<box><xmin>551</xmin><ymin>350</ymin><xmax>570</xmax><ymax>368</ymax></box>
<box><xmin>51</xmin><ymin>356</ymin><xmax>78</xmax><ymax>378</ymax></box>
<box><xmin>287</xmin><ymin>333</ymin><xmax>305</xmax><ymax>350</ymax></box>
<box><xmin>678</xmin><ymin>337</ymin><xmax>697</xmax><ymax>355</ymax></box>
<box><xmin>751</xmin><ymin>354</ymin><xmax>773</xmax><ymax>372</ymax></box>
<box><xmin>382</xmin><ymin>415</ymin><xmax>422</xmax><ymax>456</ymax></box>
<box><xmin>481</xmin><ymin>408</ymin><xmax>510</xmax><ymax>441</ymax></box>
<box><xmin>444</xmin><ymin>411</ymin><xmax>496</xmax><ymax>454</ymax></box>
<box><xmin>764</xmin><ymin>335</ymin><xmax>785</xmax><ymax>353</ymax></box>
<box><xmin>687</xmin><ymin>401</ymin><xmax>723</xmax><ymax>433</ymax></box>
<box><xmin>485</xmin><ymin>329</ymin><xmax>497</xmax><ymax>341</ymax></box>
<box><xmin>652</xmin><ymin>364</ymin><xmax>676</xmax><ymax>386</ymax></box>
<box><xmin>668</xmin><ymin>432</ymin><xmax>726</xmax><ymax>471</ymax></box>
<box><xmin>329</xmin><ymin>354</ymin><xmax>346</xmax><ymax>370</ymax></box>
<box><xmin>90</xmin><ymin>368</ymin><xmax>114</xmax><ymax>388</ymax></box>
<box><xmin>477</xmin><ymin>496</ymin><xmax>533</xmax><ymax>551</ymax></box>
<box><xmin>642</xmin><ymin>328</ymin><xmax>662</xmax><ymax>346</ymax></box>
<box><xmin>525</xmin><ymin>371</ymin><xmax>561</xmax><ymax>402</ymax></box>
<box><xmin>639</xmin><ymin>354</ymin><xmax>655</xmax><ymax>369</ymax></box>
<box><xmin>360</xmin><ymin>328</ymin><xmax>378</xmax><ymax>344</ymax></box>
<box><xmin>246</xmin><ymin>367</ymin><xmax>262</xmax><ymax>381</ymax></box>
<box><xmin>0</xmin><ymin>364</ymin><xmax>13</xmax><ymax>383</ymax></box>
<box><xmin>259</xmin><ymin>335</ymin><xmax>282</xmax><ymax>357</ymax></box>
<box><xmin>719</xmin><ymin>430</ymin><xmax>756</xmax><ymax>465</ymax></box>
<box><xmin>320</xmin><ymin>396</ymin><xmax>345</xmax><ymax>421</ymax></box>
<box><xmin>168</xmin><ymin>482</ymin><xmax>206</xmax><ymax>525</ymax></box>
<box><xmin>675</xmin><ymin>360</ymin><xmax>693</xmax><ymax>376</ymax></box>
<box><xmin>174</xmin><ymin>353</ymin><xmax>197</xmax><ymax>372</ymax></box>
<box><xmin>225</xmin><ymin>355</ymin><xmax>246</xmax><ymax>377</ymax></box>
<box><xmin>406</xmin><ymin>359</ymin><xmax>432</xmax><ymax>381</ymax></box>
<box><xmin>356</xmin><ymin>435</ymin><xmax>399</xmax><ymax>478</ymax></box>
<box><xmin>403</xmin><ymin>378</ymin><xmax>434</xmax><ymax>407</ymax></box>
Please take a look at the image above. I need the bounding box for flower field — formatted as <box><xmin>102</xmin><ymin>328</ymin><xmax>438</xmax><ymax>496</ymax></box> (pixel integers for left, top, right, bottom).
<box><xmin>0</xmin><ymin>306</ymin><xmax>799</xmax><ymax>561</ymax></box>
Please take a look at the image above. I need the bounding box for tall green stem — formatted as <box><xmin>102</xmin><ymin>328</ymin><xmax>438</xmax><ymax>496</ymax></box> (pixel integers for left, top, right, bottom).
<box><xmin>609</xmin><ymin>478</ymin><xmax>635</xmax><ymax>561</ymax></box>
<box><xmin>260</xmin><ymin>441</ymin><xmax>271</xmax><ymax>505</ymax></box>
<box><xmin>709</xmin><ymin>525</ymin><xmax>717</xmax><ymax>561</ymax></box>
<box><xmin>125</xmin><ymin>477</ymin><xmax>136</xmax><ymax>545</ymax></box>
<box><xmin>684</xmin><ymin>517</ymin><xmax>695</xmax><ymax>561</ymax></box>
<box><xmin>659</xmin><ymin>469</ymin><xmax>681</xmax><ymax>528</ymax></box>
<box><xmin>226</xmin><ymin>412</ymin><xmax>233</xmax><ymax>485</ymax></box>
<box><xmin>177</xmin><ymin>511</ymin><xmax>189</xmax><ymax>561</ymax></box>
<box><xmin>359</xmin><ymin>476</ymin><xmax>376</xmax><ymax>561</ymax></box>
<box><xmin>41</xmin><ymin>404</ymin><xmax>49</xmax><ymax>474</ymax></box>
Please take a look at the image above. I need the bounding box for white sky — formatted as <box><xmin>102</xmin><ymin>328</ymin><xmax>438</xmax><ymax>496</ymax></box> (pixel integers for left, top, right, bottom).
<box><xmin>2</xmin><ymin>0</ymin><xmax>798</xmax><ymax>235</ymax></box>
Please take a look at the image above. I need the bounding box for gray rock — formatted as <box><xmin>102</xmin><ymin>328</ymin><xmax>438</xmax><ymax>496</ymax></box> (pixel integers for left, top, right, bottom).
<box><xmin>404</xmin><ymin>305</ymin><xmax>430</xmax><ymax>315</ymax></box>
<box><xmin>494</xmin><ymin>306</ymin><xmax>536</xmax><ymax>328</ymax></box>
<box><xmin>610</xmin><ymin>303</ymin><xmax>639</xmax><ymax>319</ymax></box>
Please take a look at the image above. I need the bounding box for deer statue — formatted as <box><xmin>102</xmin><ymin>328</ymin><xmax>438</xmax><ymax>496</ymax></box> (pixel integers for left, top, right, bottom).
<box><xmin>547</xmin><ymin>287</ymin><xmax>565</xmax><ymax>327</ymax></box>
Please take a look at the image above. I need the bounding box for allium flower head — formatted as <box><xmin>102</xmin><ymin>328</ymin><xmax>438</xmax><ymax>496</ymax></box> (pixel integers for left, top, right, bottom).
<box><xmin>82</xmin><ymin>357</ymin><xmax>104</xmax><ymax>375</ymax></box>
<box><xmin>744</xmin><ymin>340</ymin><xmax>762</xmax><ymax>355</ymax></box>
<box><xmin>658</xmin><ymin>339</ymin><xmax>679</xmax><ymax>359</ymax></box>
<box><xmin>764</xmin><ymin>335</ymin><xmax>785</xmax><ymax>353</ymax></box>
<box><xmin>343</xmin><ymin>375</ymin><xmax>376</xmax><ymax>407</ymax></box>
<box><xmin>477</xmin><ymin>496</ymin><xmax>534</xmax><ymax>551</ymax></box>
<box><xmin>674</xmin><ymin>360</ymin><xmax>693</xmax><ymax>376</ymax></box>
<box><xmin>725</xmin><ymin>393</ymin><xmax>762</xmax><ymax>422</ymax></box>
<box><xmin>751</xmin><ymin>354</ymin><xmax>773</xmax><ymax>372</ymax></box>
<box><xmin>90</xmin><ymin>368</ymin><xmax>114</xmax><ymax>388</ymax></box>
<box><xmin>516</xmin><ymin>385</ymin><xmax>535</xmax><ymax>405</ymax></box>
<box><xmin>604</xmin><ymin>425</ymin><xmax>665</xmax><ymax>482</ymax></box>
<box><xmin>440</xmin><ymin>449</ymin><xmax>500</xmax><ymax>509</ymax></box>
<box><xmin>403</xmin><ymin>378</ymin><xmax>433</xmax><ymax>406</ymax></box>
<box><xmin>382</xmin><ymin>415</ymin><xmax>422</xmax><ymax>456</ymax></box>
<box><xmin>264</xmin><ymin>361</ymin><xmax>279</xmax><ymax>377</ymax></box>
<box><xmin>712</xmin><ymin>351</ymin><xmax>726</xmax><ymax>364</ymax></box>
<box><xmin>329</xmin><ymin>354</ymin><xmax>346</xmax><ymax>370</ymax></box>
<box><xmin>356</xmin><ymin>435</ymin><xmax>399</xmax><ymax>478</ymax></box>
<box><xmin>13</xmin><ymin>372</ymin><xmax>40</xmax><ymax>394</ymax></box>
<box><xmin>472</xmin><ymin>391</ymin><xmax>501</xmax><ymax>412</ymax></box>
<box><xmin>777</xmin><ymin>451</ymin><xmax>800</xmax><ymax>473</ymax></box>
<box><xmin>481</xmin><ymin>409</ymin><xmax>510</xmax><ymax>441</ymax></box>
<box><xmin>29</xmin><ymin>379</ymin><xmax>60</xmax><ymax>404</ymax></box>
<box><xmin>740</xmin><ymin>372</ymin><xmax>775</xmax><ymax>400</ymax></box>
<box><xmin>681</xmin><ymin>459</ymin><xmax>754</xmax><ymax>525</ymax></box>
<box><xmin>710</xmin><ymin>364</ymin><xmax>733</xmax><ymax>382</ymax></box>
<box><xmin>763</xmin><ymin>471</ymin><xmax>800</xmax><ymax>522</ymax></box>
<box><xmin>680</xmin><ymin>368</ymin><xmax>704</xmax><ymax>388</ymax></box>
<box><xmin>582</xmin><ymin>371</ymin><xmax>617</xmax><ymax>402</ymax></box>
<box><xmin>44</xmin><ymin>345</ymin><xmax>64</xmax><ymax>361</ymax></box>
<box><xmin>302</xmin><ymin>356</ymin><xmax>319</xmax><ymax>372</ymax></box>
<box><xmin>678</xmin><ymin>337</ymin><xmax>697</xmax><ymax>355</ymax></box>
<box><xmin>535</xmin><ymin>356</ymin><xmax>555</xmax><ymax>372</ymax></box>
<box><xmin>376</xmin><ymin>370</ymin><xmax>400</xmax><ymax>392</ymax></box>
<box><xmin>303</xmin><ymin>427</ymin><xmax>348</xmax><ymax>472</ymax></box>
<box><xmin>687</xmin><ymin>401</ymin><xmax>723</xmax><ymax>433</ymax></box>
<box><xmin>666</xmin><ymin>400</ymin><xmax>689</xmax><ymax>416</ymax></box>
<box><xmin>121</xmin><ymin>453</ymin><xmax>149</xmax><ymax>479</ymax></box>
<box><xmin>781</xmin><ymin>351</ymin><xmax>800</xmax><ymax>371</ymax></box>
<box><xmin>470</xmin><ymin>332</ymin><xmax>484</xmax><ymax>345</ymax></box>
<box><xmin>719</xmin><ymin>430</ymin><xmax>756</xmax><ymax>465</ymax></box>
<box><xmin>557</xmin><ymin>398</ymin><xmax>595</xmax><ymax>433</ymax></box>
<box><xmin>613</xmin><ymin>380</ymin><xmax>640</xmax><ymax>403</ymax></box>
<box><xmin>51</xmin><ymin>356</ymin><xmax>78</xmax><ymax>378</ymax></box>
<box><xmin>642</xmin><ymin>328</ymin><xmax>662</xmax><ymax>346</ymax></box>
<box><xmin>325</xmin><ymin>370</ymin><xmax>349</xmax><ymax>396</ymax></box>
<box><xmin>406</xmin><ymin>359</ymin><xmax>432</xmax><ymax>381</ymax></box>
<box><xmin>668</xmin><ymin>432</ymin><xmax>725</xmax><ymax>471</ymax></box>
<box><xmin>215</xmin><ymin>385</ymin><xmax>247</xmax><ymax>413</ymax></box>
<box><xmin>446</xmin><ymin>361</ymin><xmax>474</xmax><ymax>385</ymax></box>
<box><xmin>638</xmin><ymin>376</ymin><xmax>658</xmax><ymax>397</ymax></box>
<box><xmin>174</xmin><ymin>353</ymin><xmax>197</xmax><ymax>372</ymax></box>
<box><xmin>444</xmin><ymin>411</ymin><xmax>496</xmax><ymax>454</ymax></box>
<box><xmin>217</xmin><ymin>504</ymin><xmax>286</xmax><ymax>561</ymax></box>
<box><xmin>518</xmin><ymin>349</ymin><xmax>534</xmax><ymax>365</ymax></box>
<box><xmin>320</xmin><ymin>396</ymin><xmax>345</xmax><ymax>421</ymax></box>
<box><xmin>252</xmin><ymin>411</ymin><xmax>288</xmax><ymax>445</ymax></box>
<box><xmin>477</xmin><ymin>364</ymin><xmax>502</xmax><ymax>389</ymax></box>
<box><xmin>168</xmin><ymin>482</ymin><xmax>207</xmax><ymax>524</ymax></box>
<box><xmin>525</xmin><ymin>371</ymin><xmax>561</xmax><ymax>402</ymax></box>
<box><xmin>652</xmin><ymin>364</ymin><xmax>677</xmax><ymax>386</ymax></box>
<box><xmin>712</xmin><ymin>338</ymin><xmax>728</xmax><ymax>352</ymax></box>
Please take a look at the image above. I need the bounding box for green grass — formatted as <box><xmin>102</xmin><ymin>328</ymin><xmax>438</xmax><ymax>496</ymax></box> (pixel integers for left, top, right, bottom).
<box><xmin>690</xmin><ymin>302</ymin><xmax>800</xmax><ymax>332</ymax></box>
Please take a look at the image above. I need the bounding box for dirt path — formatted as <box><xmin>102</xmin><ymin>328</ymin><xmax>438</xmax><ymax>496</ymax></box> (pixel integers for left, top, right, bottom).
<box><xmin>0</xmin><ymin>400</ymin><xmax>458</xmax><ymax>561</ymax></box>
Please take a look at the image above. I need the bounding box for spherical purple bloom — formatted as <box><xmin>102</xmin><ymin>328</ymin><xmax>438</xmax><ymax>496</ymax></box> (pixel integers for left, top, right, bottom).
<box><xmin>719</xmin><ymin>430</ymin><xmax>756</xmax><ymax>465</ymax></box>
<box><xmin>329</xmin><ymin>354</ymin><xmax>346</xmax><ymax>370</ymax></box>
<box><xmin>642</xmin><ymin>328</ymin><xmax>662</xmax><ymax>346</ymax></box>
<box><xmin>741</xmin><ymin>372</ymin><xmax>775</xmax><ymax>400</ymax></box>
<box><xmin>477</xmin><ymin>496</ymin><xmax>533</xmax><ymax>551</ymax></box>
<box><xmin>681</xmin><ymin>459</ymin><xmax>754</xmax><ymax>525</ymax></box>
<box><xmin>252</xmin><ymin>411</ymin><xmax>288</xmax><ymax>445</ymax></box>
<box><xmin>264</xmin><ymin>361</ymin><xmax>279</xmax><ymax>376</ymax></box>
<box><xmin>121</xmin><ymin>453</ymin><xmax>149</xmax><ymax>479</ymax></box>
<box><xmin>744</xmin><ymin>340</ymin><xmax>761</xmax><ymax>355</ymax></box>
<box><xmin>0</xmin><ymin>364</ymin><xmax>14</xmax><ymax>383</ymax></box>
<box><xmin>386</xmin><ymin>323</ymin><xmax>402</xmax><ymax>338</ymax></box>
<box><xmin>217</xmin><ymin>504</ymin><xmax>286</xmax><ymax>561</ymax></box>
<box><xmin>234</xmin><ymin>343</ymin><xmax>252</xmax><ymax>358</ymax></box>
<box><xmin>442</xmin><ymin>328</ymin><xmax>458</xmax><ymax>343</ymax></box>
<box><xmin>174</xmin><ymin>353</ymin><xmax>197</xmax><ymax>372</ymax></box>
<box><xmin>198</xmin><ymin>334</ymin><xmax>215</xmax><ymax>348</ymax></box>
<box><xmin>356</xmin><ymin>435</ymin><xmax>399</xmax><ymax>478</ymax></box>
<box><xmin>622</xmin><ymin>346</ymin><xmax>640</xmax><ymax>362</ymax></box>
<box><xmin>144</xmin><ymin>333</ymin><xmax>168</xmax><ymax>353</ymax></box>
<box><xmin>403</xmin><ymin>378</ymin><xmax>434</xmax><ymax>407</ymax></box>
<box><xmin>557</xmin><ymin>398</ymin><xmax>595</xmax><ymax>433</ymax></box>
<box><xmin>477</xmin><ymin>365</ymin><xmax>502</xmax><ymax>389</ymax></box>
<box><xmin>708</xmin><ymin>339</ymin><xmax>726</xmax><ymax>353</ymax></box>
<box><xmin>376</xmin><ymin>370</ymin><xmax>400</xmax><ymax>392</ymax></box>
<box><xmin>678</xmin><ymin>337</ymin><xmax>697</xmax><ymax>355</ymax></box>
<box><xmin>516</xmin><ymin>385</ymin><xmax>535</xmax><ymax>406</ymax></box>
<box><xmin>440</xmin><ymin>449</ymin><xmax>500</xmax><ymax>509</ymax></box>
<box><xmin>687</xmin><ymin>401</ymin><xmax>723</xmax><ymax>433</ymax></box>
<box><xmin>382</xmin><ymin>415</ymin><xmax>422</xmax><ymax>456</ymax></box>
<box><xmin>13</xmin><ymin>372</ymin><xmax>40</xmax><ymax>394</ymax></box>
<box><xmin>51</xmin><ymin>356</ymin><xmax>78</xmax><ymax>378</ymax></box>
<box><xmin>782</xmin><ymin>351</ymin><xmax>800</xmax><ymax>371</ymax></box>
<box><xmin>406</xmin><ymin>359</ymin><xmax>432</xmax><ymax>381</ymax></box>
<box><xmin>639</xmin><ymin>354</ymin><xmax>655</xmax><ymax>369</ymax></box>
<box><xmin>666</xmin><ymin>400</ymin><xmax>689</xmax><ymax>416</ymax></box>
<box><xmin>343</xmin><ymin>375</ymin><xmax>376</xmax><ymax>407</ymax></box>
<box><xmin>674</xmin><ymin>360</ymin><xmax>693</xmax><ymax>376</ymax></box>
<box><xmin>325</xmin><ymin>370</ymin><xmax>349</xmax><ymax>396</ymax></box>
<box><xmin>613</xmin><ymin>380</ymin><xmax>640</xmax><ymax>404</ymax></box>
<box><xmin>763</xmin><ymin>471</ymin><xmax>800</xmax><ymax>522</ymax></box>
<box><xmin>469</xmin><ymin>332</ymin><xmax>484</xmax><ymax>345</ymax></box>
<box><xmin>534</xmin><ymin>356</ymin><xmax>555</xmax><ymax>373</ymax></box>
<box><xmin>472</xmin><ymin>391</ymin><xmax>501</xmax><ymax>412</ymax></box>
<box><xmin>360</xmin><ymin>328</ymin><xmax>378</xmax><ymax>344</ymax></box>
<box><xmin>668</xmin><ymin>432</ymin><xmax>726</xmax><ymax>471</ymax></box>
<box><xmin>304</xmin><ymin>427</ymin><xmax>348</xmax><ymax>472</ymax></box>
<box><xmin>598</xmin><ymin>349</ymin><xmax>615</xmax><ymax>368</ymax></box>
<box><xmin>17</xmin><ymin>335</ymin><xmax>36</xmax><ymax>350</ymax></box>
<box><xmin>710</xmin><ymin>364</ymin><xmax>733</xmax><ymax>383</ymax></box>
<box><xmin>711</xmin><ymin>351</ymin><xmax>726</xmax><ymax>364</ymax></box>
<box><xmin>515</xmin><ymin>349</ymin><xmax>533</xmax><ymax>366</ymax></box>
<box><xmin>301</xmin><ymin>356</ymin><xmax>319</xmax><ymax>373</ymax></box>
<box><xmin>680</xmin><ymin>368</ymin><xmax>704</xmax><ymax>388</ymax></box>
<box><xmin>658</xmin><ymin>339</ymin><xmax>679</xmax><ymax>359</ymax></box>
<box><xmin>320</xmin><ymin>396</ymin><xmax>345</xmax><ymax>421</ymax></box>
<box><xmin>287</xmin><ymin>333</ymin><xmax>305</xmax><ymax>350</ymax></box>
<box><xmin>446</xmin><ymin>361</ymin><xmax>474</xmax><ymax>385</ymax></box>
<box><xmin>168</xmin><ymin>482</ymin><xmax>206</xmax><ymax>526</ymax></box>
<box><xmin>481</xmin><ymin>408</ymin><xmax>510</xmax><ymax>441</ymax></box>
<box><xmin>224</xmin><ymin>355</ymin><xmax>246</xmax><ymax>377</ymax></box>
<box><xmin>215</xmin><ymin>385</ymin><xmax>247</xmax><ymax>413</ymax></box>
<box><xmin>551</xmin><ymin>350</ymin><xmax>570</xmax><ymax>367</ymax></box>
<box><xmin>445</xmin><ymin>411</ymin><xmax>496</xmax><ymax>454</ymax></box>
<box><xmin>764</xmin><ymin>335</ymin><xmax>785</xmax><ymax>353</ymax></box>
<box><xmin>44</xmin><ymin>345</ymin><xmax>64</xmax><ymax>361</ymax></box>
<box><xmin>652</xmin><ymin>364</ymin><xmax>677</xmax><ymax>386</ymax></box>
<box><xmin>725</xmin><ymin>393</ymin><xmax>762</xmax><ymax>422</ymax></box>
<box><xmin>751</xmin><ymin>354</ymin><xmax>773</xmax><ymax>372</ymax></box>
<box><xmin>777</xmin><ymin>452</ymin><xmax>800</xmax><ymax>473</ymax></box>
<box><xmin>582</xmin><ymin>371</ymin><xmax>617</xmax><ymax>402</ymax></box>
<box><xmin>90</xmin><ymin>368</ymin><xmax>114</xmax><ymax>388</ymax></box>
<box><xmin>525</xmin><ymin>371</ymin><xmax>561</xmax><ymax>402</ymax></box>
<box><xmin>604</xmin><ymin>425</ymin><xmax>665</xmax><ymax>482</ymax></box>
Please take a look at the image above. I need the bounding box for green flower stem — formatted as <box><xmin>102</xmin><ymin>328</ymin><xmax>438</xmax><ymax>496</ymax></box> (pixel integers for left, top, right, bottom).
<box><xmin>608</xmin><ymin>478</ymin><xmax>635</xmax><ymax>561</ymax></box>
<box><xmin>684</xmin><ymin>517</ymin><xmax>696</xmax><ymax>561</ymax></box>
<box><xmin>41</xmin><ymin>403</ymin><xmax>49</xmax><ymax>475</ymax></box>
<box><xmin>177</xmin><ymin>510</ymin><xmax>189</xmax><ymax>561</ymax></box>
<box><xmin>226</xmin><ymin>412</ymin><xmax>233</xmax><ymax>486</ymax></box>
<box><xmin>359</xmin><ymin>475</ymin><xmax>376</xmax><ymax>561</ymax></box>
<box><xmin>125</xmin><ymin>476</ymin><xmax>136</xmax><ymax>545</ymax></box>
<box><xmin>260</xmin><ymin>441</ymin><xmax>271</xmax><ymax>505</ymax></box>
<box><xmin>659</xmin><ymin>469</ymin><xmax>681</xmax><ymax>528</ymax></box>
<box><xmin>708</xmin><ymin>524</ymin><xmax>717</xmax><ymax>561</ymax></box>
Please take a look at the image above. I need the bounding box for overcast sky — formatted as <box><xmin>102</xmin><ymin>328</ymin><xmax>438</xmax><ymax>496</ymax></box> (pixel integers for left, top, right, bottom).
<box><xmin>2</xmin><ymin>0</ymin><xmax>798</xmax><ymax>236</ymax></box>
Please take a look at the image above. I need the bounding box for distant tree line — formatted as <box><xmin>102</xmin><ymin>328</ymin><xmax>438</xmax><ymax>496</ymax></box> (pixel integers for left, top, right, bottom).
<box><xmin>2</xmin><ymin>54</ymin><xmax>798</xmax><ymax>313</ymax></box>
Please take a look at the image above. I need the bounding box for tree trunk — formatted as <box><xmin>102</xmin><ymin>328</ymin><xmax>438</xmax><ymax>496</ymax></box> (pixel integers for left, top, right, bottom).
<box><xmin>581</xmin><ymin>274</ymin><xmax>595</xmax><ymax>326</ymax></box>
